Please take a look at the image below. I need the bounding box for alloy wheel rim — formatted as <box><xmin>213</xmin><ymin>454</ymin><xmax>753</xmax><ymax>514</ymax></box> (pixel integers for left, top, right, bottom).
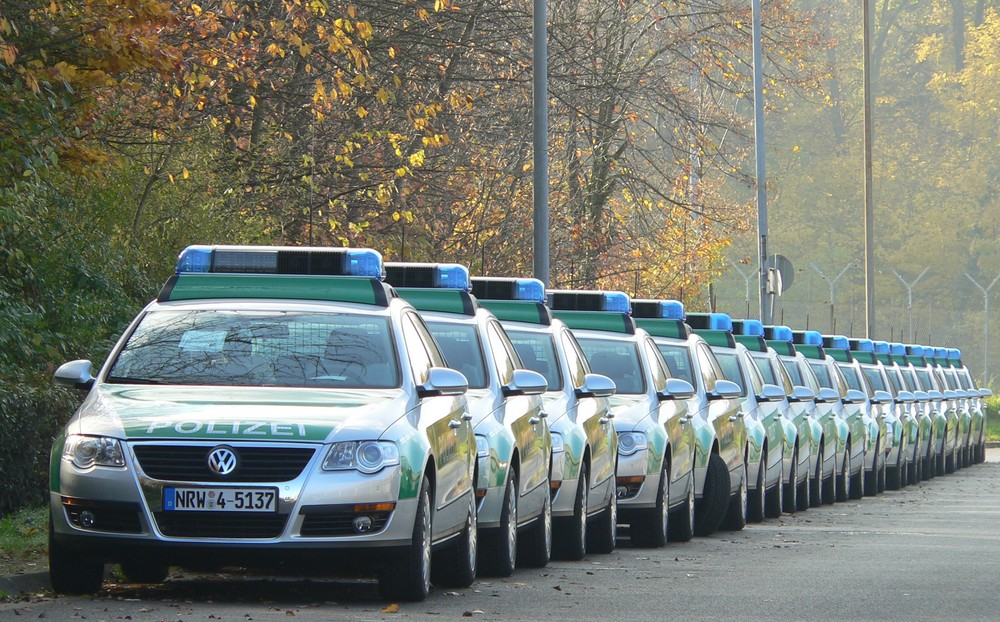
<box><xmin>579</xmin><ymin>478</ymin><xmax>588</xmax><ymax>545</ymax></box>
<box><xmin>467</xmin><ymin>503</ymin><xmax>477</xmax><ymax>572</ymax></box>
<box><xmin>660</xmin><ymin>474</ymin><xmax>669</xmax><ymax>540</ymax></box>
<box><xmin>421</xmin><ymin>493</ymin><xmax>432</xmax><ymax>591</ymax></box>
<box><xmin>507</xmin><ymin>480</ymin><xmax>518</xmax><ymax>566</ymax></box>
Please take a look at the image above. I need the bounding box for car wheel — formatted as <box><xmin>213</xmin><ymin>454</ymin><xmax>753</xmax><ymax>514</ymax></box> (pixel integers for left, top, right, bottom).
<box><xmin>748</xmin><ymin>454</ymin><xmax>766</xmax><ymax>523</ymax></box>
<box><xmin>668</xmin><ymin>473</ymin><xmax>695</xmax><ymax>543</ymax></box>
<box><xmin>822</xmin><ymin>456</ymin><xmax>836</xmax><ymax>505</ymax></box>
<box><xmin>936</xmin><ymin>449</ymin><xmax>946</xmax><ymax>476</ymax></box>
<box><xmin>864</xmin><ymin>438</ymin><xmax>880</xmax><ymax>496</ymax></box>
<box><xmin>886</xmin><ymin>458</ymin><xmax>902</xmax><ymax>491</ymax></box>
<box><xmin>782</xmin><ymin>448</ymin><xmax>798</xmax><ymax>514</ymax></box>
<box><xmin>49</xmin><ymin>512</ymin><xmax>104</xmax><ymax>595</ymax></box>
<box><xmin>721</xmin><ymin>460</ymin><xmax>748</xmax><ymax>531</ymax></box>
<box><xmin>480</xmin><ymin>472</ymin><xmax>518</xmax><ymax>576</ymax></box>
<box><xmin>836</xmin><ymin>449</ymin><xmax>850</xmax><ymax>503</ymax></box>
<box><xmin>765</xmin><ymin>456</ymin><xmax>784</xmax><ymax>519</ymax></box>
<box><xmin>694</xmin><ymin>453</ymin><xmax>730</xmax><ymax>537</ymax></box>
<box><xmin>120</xmin><ymin>560</ymin><xmax>169</xmax><ymax>584</ymax></box>
<box><xmin>379</xmin><ymin>476</ymin><xmax>432</xmax><ymax>602</ymax></box>
<box><xmin>518</xmin><ymin>485</ymin><xmax>552</xmax><ymax>568</ymax></box>
<box><xmin>850</xmin><ymin>454</ymin><xmax>865</xmax><ymax>500</ymax></box>
<box><xmin>877</xmin><ymin>453</ymin><xmax>887</xmax><ymax>491</ymax></box>
<box><xmin>587</xmin><ymin>483</ymin><xmax>617</xmax><ymax>554</ymax></box>
<box><xmin>633</xmin><ymin>465</ymin><xmax>669</xmax><ymax>548</ymax></box>
<box><xmin>432</xmin><ymin>493</ymin><xmax>477</xmax><ymax>588</ymax></box>
<box><xmin>945</xmin><ymin>450</ymin><xmax>956</xmax><ymax>474</ymax></box>
<box><xmin>553</xmin><ymin>463</ymin><xmax>587</xmax><ymax>561</ymax></box>
<box><xmin>809</xmin><ymin>445</ymin><xmax>823</xmax><ymax>508</ymax></box>
<box><xmin>796</xmin><ymin>457</ymin><xmax>810</xmax><ymax>512</ymax></box>
<box><xmin>907</xmin><ymin>453</ymin><xmax>919</xmax><ymax>484</ymax></box>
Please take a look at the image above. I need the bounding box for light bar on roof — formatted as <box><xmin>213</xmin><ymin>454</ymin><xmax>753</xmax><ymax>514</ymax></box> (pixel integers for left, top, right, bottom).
<box><xmin>934</xmin><ymin>347</ymin><xmax>947</xmax><ymax>359</ymax></box>
<box><xmin>905</xmin><ymin>345</ymin><xmax>924</xmax><ymax>357</ymax></box>
<box><xmin>947</xmin><ymin>348</ymin><xmax>961</xmax><ymax>361</ymax></box>
<box><xmin>765</xmin><ymin>325</ymin><xmax>793</xmax><ymax>342</ymax></box>
<box><xmin>850</xmin><ymin>339</ymin><xmax>875</xmax><ymax>353</ymax></box>
<box><xmin>383</xmin><ymin>262</ymin><xmax>471</xmax><ymax>291</ymax></box>
<box><xmin>873</xmin><ymin>341</ymin><xmax>890</xmax><ymax>355</ymax></box>
<box><xmin>734</xmin><ymin>319</ymin><xmax>765</xmax><ymax>336</ymax></box>
<box><xmin>471</xmin><ymin>277</ymin><xmax>546</xmax><ymax>304</ymax></box>
<box><xmin>824</xmin><ymin>335</ymin><xmax>850</xmax><ymax>350</ymax></box>
<box><xmin>792</xmin><ymin>330</ymin><xmax>823</xmax><ymax>346</ymax></box>
<box><xmin>890</xmin><ymin>343</ymin><xmax>906</xmax><ymax>356</ymax></box>
<box><xmin>548</xmin><ymin>290</ymin><xmax>631</xmax><ymax>314</ymax></box>
<box><xmin>632</xmin><ymin>299</ymin><xmax>684</xmax><ymax>320</ymax></box>
<box><xmin>175</xmin><ymin>245</ymin><xmax>384</xmax><ymax>278</ymax></box>
<box><xmin>687</xmin><ymin>312</ymin><xmax>733</xmax><ymax>332</ymax></box>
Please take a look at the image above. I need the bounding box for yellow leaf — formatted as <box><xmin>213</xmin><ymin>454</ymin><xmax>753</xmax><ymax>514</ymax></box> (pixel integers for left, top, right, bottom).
<box><xmin>395</xmin><ymin>167</ymin><xmax>407</xmax><ymax>177</ymax></box>
<box><xmin>182</xmin><ymin>168</ymin><xmax>190</xmax><ymax>179</ymax></box>
<box><xmin>792</xmin><ymin>145</ymin><xmax>799</xmax><ymax>153</ymax></box>
<box><xmin>382</xmin><ymin>604</ymin><xmax>399</xmax><ymax>614</ymax></box>
<box><xmin>249</xmin><ymin>95</ymin><xmax>257</xmax><ymax>109</ymax></box>
<box><xmin>168</xmin><ymin>173</ymin><xmax>175</xmax><ymax>184</ymax></box>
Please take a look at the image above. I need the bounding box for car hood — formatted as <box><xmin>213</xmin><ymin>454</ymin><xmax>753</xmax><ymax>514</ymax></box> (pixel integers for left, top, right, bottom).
<box><xmin>607</xmin><ymin>394</ymin><xmax>653</xmax><ymax>430</ymax></box>
<box><xmin>67</xmin><ymin>384</ymin><xmax>411</xmax><ymax>443</ymax></box>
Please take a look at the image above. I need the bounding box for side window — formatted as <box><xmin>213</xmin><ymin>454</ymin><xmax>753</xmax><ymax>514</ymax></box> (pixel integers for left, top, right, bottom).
<box><xmin>561</xmin><ymin>330</ymin><xmax>589</xmax><ymax>389</ymax></box>
<box><xmin>401</xmin><ymin>313</ymin><xmax>437</xmax><ymax>385</ymax></box>
<box><xmin>487</xmin><ymin>321</ymin><xmax>517</xmax><ymax>385</ymax></box>
<box><xmin>695</xmin><ymin>343</ymin><xmax>720</xmax><ymax>392</ymax></box>
<box><xmin>742</xmin><ymin>352</ymin><xmax>765</xmax><ymax>394</ymax></box>
<box><xmin>775</xmin><ymin>360</ymin><xmax>795</xmax><ymax>394</ymax></box>
<box><xmin>644</xmin><ymin>339</ymin><xmax>669</xmax><ymax>393</ymax></box>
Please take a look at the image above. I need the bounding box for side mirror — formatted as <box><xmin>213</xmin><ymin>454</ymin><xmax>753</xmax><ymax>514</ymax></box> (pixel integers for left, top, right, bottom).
<box><xmin>417</xmin><ymin>367</ymin><xmax>469</xmax><ymax>397</ymax></box>
<box><xmin>815</xmin><ymin>387</ymin><xmax>841</xmax><ymax>403</ymax></box>
<box><xmin>54</xmin><ymin>360</ymin><xmax>95</xmax><ymax>391</ymax></box>
<box><xmin>709</xmin><ymin>379</ymin><xmax>742</xmax><ymax>400</ymax></box>
<box><xmin>913</xmin><ymin>390</ymin><xmax>929</xmax><ymax>402</ymax></box>
<box><xmin>503</xmin><ymin>368</ymin><xmax>548</xmax><ymax>397</ymax></box>
<box><xmin>788</xmin><ymin>385</ymin><xmax>816</xmax><ymax>402</ymax></box>
<box><xmin>577</xmin><ymin>373</ymin><xmax>616</xmax><ymax>399</ymax></box>
<box><xmin>843</xmin><ymin>389</ymin><xmax>867</xmax><ymax>404</ymax></box>
<box><xmin>943</xmin><ymin>389</ymin><xmax>958</xmax><ymax>400</ymax></box>
<box><xmin>660</xmin><ymin>378</ymin><xmax>695</xmax><ymax>401</ymax></box>
<box><xmin>757</xmin><ymin>384</ymin><xmax>786</xmax><ymax>402</ymax></box>
<box><xmin>956</xmin><ymin>389</ymin><xmax>970</xmax><ymax>399</ymax></box>
<box><xmin>871</xmin><ymin>389</ymin><xmax>892</xmax><ymax>404</ymax></box>
<box><xmin>980</xmin><ymin>388</ymin><xmax>993</xmax><ymax>398</ymax></box>
<box><xmin>895</xmin><ymin>390</ymin><xmax>915</xmax><ymax>403</ymax></box>
<box><xmin>928</xmin><ymin>390</ymin><xmax>944</xmax><ymax>400</ymax></box>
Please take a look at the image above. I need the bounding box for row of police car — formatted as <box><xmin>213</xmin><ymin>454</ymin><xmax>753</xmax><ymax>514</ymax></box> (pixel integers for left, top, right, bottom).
<box><xmin>47</xmin><ymin>246</ymin><xmax>990</xmax><ymax>601</ymax></box>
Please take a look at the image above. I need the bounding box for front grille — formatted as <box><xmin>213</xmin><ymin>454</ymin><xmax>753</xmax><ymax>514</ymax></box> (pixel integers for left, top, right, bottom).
<box><xmin>133</xmin><ymin>445</ymin><xmax>315</xmax><ymax>482</ymax></box>
<box><xmin>299</xmin><ymin>506</ymin><xmax>392</xmax><ymax>537</ymax></box>
<box><xmin>153</xmin><ymin>511</ymin><xmax>288</xmax><ymax>538</ymax></box>
<box><xmin>63</xmin><ymin>499</ymin><xmax>142</xmax><ymax>533</ymax></box>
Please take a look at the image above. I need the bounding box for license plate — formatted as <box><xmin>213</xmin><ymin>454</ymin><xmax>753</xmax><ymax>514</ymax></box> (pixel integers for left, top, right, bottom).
<box><xmin>163</xmin><ymin>487</ymin><xmax>277</xmax><ymax>512</ymax></box>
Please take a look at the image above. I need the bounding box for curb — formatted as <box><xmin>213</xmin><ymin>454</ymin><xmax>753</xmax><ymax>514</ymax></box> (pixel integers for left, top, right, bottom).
<box><xmin>0</xmin><ymin>571</ymin><xmax>49</xmax><ymax>596</ymax></box>
<box><xmin>987</xmin><ymin>441</ymin><xmax>1000</xmax><ymax>448</ymax></box>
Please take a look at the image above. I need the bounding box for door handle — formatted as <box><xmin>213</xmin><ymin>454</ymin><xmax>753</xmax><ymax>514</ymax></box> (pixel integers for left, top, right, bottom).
<box><xmin>599</xmin><ymin>417</ymin><xmax>609</xmax><ymax>425</ymax></box>
<box><xmin>729</xmin><ymin>416</ymin><xmax>738</xmax><ymax>422</ymax></box>
<box><xmin>449</xmin><ymin>420</ymin><xmax>462</xmax><ymax>429</ymax></box>
<box><xmin>462</xmin><ymin>412</ymin><xmax>474</xmax><ymax>421</ymax></box>
<box><xmin>529</xmin><ymin>416</ymin><xmax>541</xmax><ymax>425</ymax></box>
<box><xmin>680</xmin><ymin>416</ymin><xmax>691</xmax><ymax>424</ymax></box>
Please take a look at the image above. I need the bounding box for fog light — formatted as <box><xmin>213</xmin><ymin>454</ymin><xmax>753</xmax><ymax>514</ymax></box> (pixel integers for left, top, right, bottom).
<box><xmin>616</xmin><ymin>486</ymin><xmax>628</xmax><ymax>498</ymax></box>
<box><xmin>79</xmin><ymin>510</ymin><xmax>96</xmax><ymax>528</ymax></box>
<box><xmin>353</xmin><ymin>515</ymin><xmax>374</xmax><ymax>533</ymax></box>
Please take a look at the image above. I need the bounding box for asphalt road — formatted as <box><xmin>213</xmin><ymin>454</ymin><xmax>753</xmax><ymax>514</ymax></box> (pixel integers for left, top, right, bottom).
<box><xmin>4</xmin><ymin>450</ymin><xmax>1000</xmax><ymax>621</ymax></box>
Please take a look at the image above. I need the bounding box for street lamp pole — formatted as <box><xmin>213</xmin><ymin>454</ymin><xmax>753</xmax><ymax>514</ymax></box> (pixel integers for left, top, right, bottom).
<box><xmin>751</xmin><ymin>0</ymin><xmax>770</xmax><ymax>324</ymax></box>
<box><xmin>965</xmin><ymin>273</ymin><xmax>1000</xmax><ymax>381</ymax></box>
<box><xmin>532</xmin><ymin>0</ymin><xmax>549</xmax><ymax>286</ymax></box>
<box><xmin>862</xmin><ymin>0</ymin><xmax>875</xmax><ymax>338</ymax></box>
<box><xmin>892</xmin><ymin>267</ymin><xmax>929</xmax><ymax>342</ymax></box>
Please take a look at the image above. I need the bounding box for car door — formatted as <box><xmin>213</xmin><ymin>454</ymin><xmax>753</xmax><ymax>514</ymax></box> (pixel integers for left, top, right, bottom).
<box><xmin>643</xmin><ymin>338</ymin><xmax>695</xmax><ymax>491</ymax></box>
<box><xmin>694</xmin><ymin>341</ymin><xmax>744</xmax><ymax>480</ymax></box>
<box><xmin>560</xmin><ymin>327</ymin><xmax>615</xmax><ymax>502</ymax></box>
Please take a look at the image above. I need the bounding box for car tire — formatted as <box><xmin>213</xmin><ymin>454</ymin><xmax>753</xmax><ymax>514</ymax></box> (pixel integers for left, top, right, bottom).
<box><xmin>587</xmin><ymin>483</ymin><xmax>617</xmax><ymax>554</ymax></box>
<box><xmin>632</xmin><ymin>465</ymin><xmax>669</xmax><ymax>548</ymax></box>
<box><xmin>720</xmin><ymin>460</ymin><xmax>748</xmax><ymax>531</ymax></box>
<box><xmin>945</xmin><ymin>451</ymin><xmax>956</xmax><ymax>474</ymax></box>
<box><xmin>877</xmin><ymin>454</ymin><xmax>887</xmax><ymax>491</ymax></box>
<box><xmin>431</xmin><ymin>494</ymin><xmax>477</xmax><ymax>588</ymax></box>
<box><xmin>907</xmin><ymin>453</ymin><xmax>919</xmax><ymax>484</ymax></box>
<box><xmin>49</xmin><ymin>512</ymin><xmax>104</xmax><ymax>595</ymax></box>
<box><xmin>864</xmin><ymin>438</ymin><xmax>879</xmax><ymax>496</ymax></box>
<box><xmin>553</xmin><ymin>463</ymin><xmax>588</xmax><ymax>561</ymax></box>
<box><xmin>748</xmin><ymin>454</ymin><xmax>766</xmax><ymax>523</ymax></box>
<box><xmin>782</xmin><ymin>449</ymin><xmax>798</xmax><ymax>514</ymax></box>
<box><xmin>668</xmin><ymin>474</ymin><xmax>695</xmax><ymax>543</ymax></box>
<box><xmin>849</xmin><ymin>455</ymin><xmax>865</xmax><ymax>500</ymax></box>
<box><xmin>936</xmin><ymin>449</ymin><xmax>946</xmax><ymax>476</ymax></box>
<box><xmin>764</xmin><ymin>457</ymin><xmax>783</xmax><ymax>519</ymax></box>
<box><xmin>886</xmin><ymin>460</ymin><xmax>902</xmax><ymax>491</ymax></box>
<box><xmin>822</xmin><ymin>458</ymin><xmax>836</xmax><ymax>505</ymax></box>
<box><xmin>809</xmin><ymin>445</ymin><xmax>823</xmax><ymax>508</ymax></box>
<box><xmin>120</xmin><ymin>560</ymin><xmax>169</xmax><ymax>584</ymax></box>
<box><xmin>480</xmin><ymin>472</ymin><xmax>518</xmax><ymax>576</ymax></box>
<box><xmin>518</xmin><ymin>485</ymin><xmax>552</xmax><ymax>568</ymax></box>
<box><xmin>836</xmin><ymin>449</ymin><xmax>850</xmax><ymax>503</ymax></box>
<box><xmin>379</xmin><ymin>476</ymin><xmax>432</xmax><ymax>602</ymax></box>
<box><xmin>694</xmin><ymin>453</ymin><xmax>730</xmax><ymax>537</ymax></box>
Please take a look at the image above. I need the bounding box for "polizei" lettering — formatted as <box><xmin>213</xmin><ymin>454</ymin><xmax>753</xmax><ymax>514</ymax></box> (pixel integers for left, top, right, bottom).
<box><xmin>144</xmin><ymin>420</ymin><xmax>308</xmax><ymax>437</ymax></box>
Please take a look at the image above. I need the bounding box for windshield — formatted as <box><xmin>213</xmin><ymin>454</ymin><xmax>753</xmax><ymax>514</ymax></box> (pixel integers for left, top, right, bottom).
<box><xmin>106</xmin><ymin>309</ymin><xmax>399</xmax><ymax>388</ymax></box>
<box><xmin>714</xmin><ymin>351</ymin><xmax>746</xmax><ymax>394</ymax></box>
<box><xmin>425</xmin><ymin>321</ymin><xmax>488</xmax><ymax>389</ymax></box>
<box><xmin>576</xmin><ymin>337</ymin><xmax>646</xmax><ymax>395</ymax></box>
<box><xmin>506</xmin><ymin>329</ymin><xmax>563</xmax><ymax>391</ymax></box>
<box><xmin>655</xmin><ymin>343</ymin><xmax>696</xmax><ymax>386</ymax></box>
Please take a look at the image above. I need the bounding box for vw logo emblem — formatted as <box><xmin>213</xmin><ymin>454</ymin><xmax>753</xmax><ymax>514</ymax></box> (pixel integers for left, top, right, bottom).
<box><xmin>207</xmin><ymin>447</ymin><xmax>238</xmax><ymax>476</ymax></box>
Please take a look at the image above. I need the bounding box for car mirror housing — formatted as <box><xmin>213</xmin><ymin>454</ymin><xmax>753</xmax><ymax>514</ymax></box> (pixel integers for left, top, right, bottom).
<box><xmin>502</xmin><ymin>368</ymin><xmax>548</xmax><ymax>397</ymax></box>
<box><xmin>54</xmin><ymin>360</ymin><xmax>95</xmax><ymax>391</ymax></box>
<box><xmin>660</xmin><ymin>378</ymin><xmax>695</xmax><ymax>401</ymax></box>
<box><xmin>417</xmin><ymin>367</ymin><xmax>469</xmax><ymax>397</ymax></box>
<box><xmin>576</xmin><ymin>373</ymin><xmax>616</xmax><ymax>399</ymax></box>
<box><xmin>843</xmin><ymin>389</ymin><xmax>867</xmax><ymax>404</ymax></box>
<box><xmin>788</xmin><ymin>385</ymin><xmax>816</xmax><ymax>402</ymax></box>
<box><xmin>709</xmin><ymin>379</ymin><xmax>742</xmax><ymax>400</ymax></box>
<box><xmin>757</xmin><ymin>384</ymin><xmax>786</xmax><ymax>402</ymax></box>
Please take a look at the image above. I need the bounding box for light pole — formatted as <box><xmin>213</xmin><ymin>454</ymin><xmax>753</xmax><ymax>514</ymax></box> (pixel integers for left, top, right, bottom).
<box><xmin>862</xmin><ymin>0</ymin><xmax>875</xmax><ymax>338</ymax></box>
<box><xmin>965</xmin><ymin>272</ymin><xmax>1000</xmax><ymax>381</ymax></box>
<box><xmin>532</xmin><ymin>0</ymin><xmax>549</xmax><ymax>286</ymax></box>
<box><xmin>892</xmin><ymin>267</ymin><xmax>928</xmax><ymax>342</ymax></box>
<box><xmin>811</xmin><ymin>262</ymin><xmax>854</xmax><ymax>333</ymax></box>
<box><xmin>751</xmin><ymin>0</ymin><xmax>770</xmax><ymax>324</ymax></box>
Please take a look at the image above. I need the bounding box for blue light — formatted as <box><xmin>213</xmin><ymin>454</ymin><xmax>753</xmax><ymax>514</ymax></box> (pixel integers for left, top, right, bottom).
<box><xmin>513</xmin><ymin>278</ymin><xmax>546</xmax><ymax>303</ymax></box>
<box><xmin>708</xmin><ymin>313</ymin><xmax>733</xmax><ymax>331</ymax></box>
<box><xmin>947</xmin><ymin>348</ymin><xmax>961</xmax><ymax>361</ymax></box>
<box><xmin>889</xmin><ymin>343</ymin><xmax>906</xmax><ymax>356</ymax></box>
<box><xmin>801</xmin><ymin>331</ymin><xmax>823</xmax><ymax>346</ymax></box>
<box><xmin>603</xmin><ymin>292</ymin><xmax>631</xmax><ymax>314</ymax></box>
<box><xmin>906</xmin><ymin>345</ymin><xmax>924</xmax><ymax>357</ymax></box>
<box><xmin>431</xmin><ymin>263</ymin><xmax>470</xmax><ymax>290</ymax></box>
<box><xmin>471</xmin><ymin>277</ymin><xmax>546</xmax><ymax>303</ymax></box>
<box><xmin>825</xmin><ymin>335</ymin><xmax>850</xmax><ymax>350</ymax></box>
<box><xmin>766</xmin><ymin>325</ymin><xmax>793</xmax><ymax>342</ymax></box>
<box><xmin>345</xmin><ymin>249</ymin><xmax>385</xmax><ymax>279</ymax></box>
<box><xmin>660</xmin><ymin>300</ymin><xmax>685</xmax><ymax>319</ymax></box>
<box><xmin>934</xmin><ymin>347</ymin><xmax>947</xmax><ymax>359</ymax></box>
<box><xmin>873</xmin><ymin>341</ymin><xmax>890</xmax><ymax>355</ymax></box>
<box><xmin>737</xmin><ymin>320</ymin><xmax>765</xmax><ymax>336</ymax></box>
<box><xmin>853</xmin><ymin>339</ymin><xmax>874</xmax><ymax>353</ymax></box>
<box><xmin>176</xmin><ymin>246</ymin><xmax>214</xmax><ymax>273</ymax></box>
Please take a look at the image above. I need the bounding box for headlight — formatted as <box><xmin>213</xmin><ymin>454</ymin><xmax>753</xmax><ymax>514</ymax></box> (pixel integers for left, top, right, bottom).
<box><xmin>63</xmin><ymin>435</ymin><xmax>125</xmax><ymax>469</ymax></box>
<box><xmin>475</xmin><ymin>435</ymin><xmax>490</xmax><ymax>459</ymax></box>
<box><xmin>323</xmin><ymin>441</ymin><xmax>399</xmax><ymax>474</ymax></box>
<box><xmin>618</xmin><ymin>432</ymin><xmax>648</xmax><ymax>456</ymax></box>
<box><xmin>550</xmin><ymin>432</ymin><xmax>564</xmax><ymax>454</ymax></box>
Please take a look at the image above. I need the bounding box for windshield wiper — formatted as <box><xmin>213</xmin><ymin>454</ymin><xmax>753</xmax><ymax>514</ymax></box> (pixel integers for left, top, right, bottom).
<box><xmin>105</xmin><ymin>376</ymin><xmax>164</xmax><ymax>385</ymax></box>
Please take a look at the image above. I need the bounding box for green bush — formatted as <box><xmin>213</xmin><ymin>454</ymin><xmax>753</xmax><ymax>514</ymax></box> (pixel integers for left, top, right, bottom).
<box><xmin>984</xmin><ymin>395</ymin><xmax>1000</xmax><ymax>442</ymax></box>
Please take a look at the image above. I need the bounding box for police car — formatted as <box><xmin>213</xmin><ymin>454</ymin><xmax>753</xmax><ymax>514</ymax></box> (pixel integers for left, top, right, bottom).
<box><xmin>50</xmin><ymin>246</ymin><xmax>479</xmax><ymax>601</ymax></box>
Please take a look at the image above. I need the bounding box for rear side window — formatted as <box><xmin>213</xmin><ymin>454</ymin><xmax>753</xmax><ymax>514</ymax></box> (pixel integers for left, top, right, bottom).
<box><xmin>656</xmin><ymin>344</ymin><xmax>695</xmax><ymax>386</ymax></box>
<box><xmin>714</xmin><ymin>351</ymin><xmax>746</xmax><ymax>396</ymax></box>
<box><xmin>577</xmin><ymin>337</ymin><xmax>646</xmax><ymax>395</ymax></box>
<box><xmin>506</xmin><ymin>329</ymin><xmax>563</xmax><ymax>391</ymax></box>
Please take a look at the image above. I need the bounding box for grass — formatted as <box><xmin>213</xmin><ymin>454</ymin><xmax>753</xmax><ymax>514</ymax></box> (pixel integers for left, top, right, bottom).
<box><xmin>986</xmin><ymin>397</ymin><xmax>1000</xmax><ymax>442</ymax></box>
<box><xmin>0</xmin><ymin>506</ymin><xmax>47</xmax><ymax>577</ymax></box>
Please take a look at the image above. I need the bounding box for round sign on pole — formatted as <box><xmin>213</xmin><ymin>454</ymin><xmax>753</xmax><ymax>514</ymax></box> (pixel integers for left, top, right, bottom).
<box><xmin>763</xmin><ymin>254</ymin><xmax>794</xmax><ymax>293</ymax></box>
